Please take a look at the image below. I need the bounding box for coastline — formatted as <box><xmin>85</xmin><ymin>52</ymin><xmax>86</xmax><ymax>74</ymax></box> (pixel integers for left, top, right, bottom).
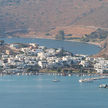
<box><xmin>7</xmin><ymin>36</ymin><xmax>102</xmax><ymax>48</ymax></box>
<box><xmin>64</xmin><ymin>39</ymin><xmax>101</xmax><ymax>48</ymax></box>
<box><xmin>0</xmin><ymin>39</ymin><xmax>106</xmax><ymax>76</ymax></box>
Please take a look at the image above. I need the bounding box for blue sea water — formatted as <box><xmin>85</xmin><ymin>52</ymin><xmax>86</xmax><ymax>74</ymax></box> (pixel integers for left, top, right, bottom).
<box><xmin>0</xmin><ymin>38</ymin><xmax>104</xmax><ymax>108</ymax></box>
<box><xmin>0</xmin><ymin>75</ymin><xmax>108</xmax><ymax>108</ymax></box>
<box><xmin>0</xmin><ymin>37</ymin><xmax>101</xmax><ymax>55</ymax></box>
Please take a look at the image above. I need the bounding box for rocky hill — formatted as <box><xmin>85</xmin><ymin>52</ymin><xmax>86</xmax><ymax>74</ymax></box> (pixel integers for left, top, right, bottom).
<box><xmin>95</xmin><ymin>38</ymin><xmax>108</xmax><ymax>58</ymax></box>
<box><xmin>0</xmin><ymin>0</ymin><xmax>108</xmax><ymax>37</ymax></box>
<box><xmin>80</xmin><ymin>28</ymin><xmax>108</xmax><ymax>42</ymax></box>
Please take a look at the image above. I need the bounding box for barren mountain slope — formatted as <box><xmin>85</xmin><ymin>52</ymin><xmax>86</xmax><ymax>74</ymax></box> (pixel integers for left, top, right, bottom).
<box><xmin>0</xmin><ymin>0</ymin><xmax>108</xmax><ymax>37</ymax></box>
<box><xmin>95</xmin><ymin>38</ymin><xmax>108</xmax><ymax>58</ymax></box>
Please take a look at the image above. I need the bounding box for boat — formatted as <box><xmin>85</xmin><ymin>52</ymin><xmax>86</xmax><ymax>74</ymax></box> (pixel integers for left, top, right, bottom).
<box><xmin>79</xmin><ymin>72</ymin><xmax>93</xmax><ymax>83</ymax></box>
<box><xmin>52</xmin><ymin>75</ymin><xmax>60</xmax><ymax>82</ymax></box>
<box><xmin>79</xmin><ymin>79</ymin><xmax>83</xmax><ymax>83</ymax></box>
<box><xmin>16</xmin><ymin>73</ymin><xmax>20</xmax><ymax>76</ymax></box>
<box><xmin>52</xmin><ymin>79</ymin><xmax>60</xmax><ymax>82</ymax></box>
<box><xmin>79</xmin><ymin>78</ymin><xmax>93</xmax><ymax>83</ymax></box>
<box><xmin>68</xmin><ymin>74</ymin><xmax>72</xmax><ymax>77</ymax></box>
<box><xmin>99</xmin><ymin>84</ymin><xmax>108</xmax><ymax>88</ymax></box>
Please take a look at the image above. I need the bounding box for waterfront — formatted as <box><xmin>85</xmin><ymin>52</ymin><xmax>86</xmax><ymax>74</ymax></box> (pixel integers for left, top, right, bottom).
<box><xmin>0</xmin><ymin>38</ymin><xmax>101</xmax><ymax>55</ymax></box>
<box><xmin>0</xmin><ymin>38</ymin><xmax>107</xmax><ymax>108</ymax></box>
<box><xmin>0</xmin><ymin>75</ymin><xmax>108</xmax><ymax>108</ymax></box>
<box><xmin>0</xmin><ymin>38</ymin><xmax>104</xmax><ymax>75</ymax></box>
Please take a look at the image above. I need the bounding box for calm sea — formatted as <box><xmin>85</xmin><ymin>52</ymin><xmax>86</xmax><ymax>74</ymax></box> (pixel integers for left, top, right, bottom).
<box><xmin>0</xmin><ymin>75</ymin><xmax>108</xmax><ymax>108</ymax></box>
<box><xmin>0</xmin><ymin>37</ymin><xmax>101</xmax><ymax>55</ymax></box>
<box><xmin>0</xmin><ymin>38</ymin><xmax>105</xmax><ymax>108</ymax></box>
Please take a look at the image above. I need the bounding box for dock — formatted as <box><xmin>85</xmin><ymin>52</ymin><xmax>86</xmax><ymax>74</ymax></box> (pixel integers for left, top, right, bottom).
<box><xmin>79</xmin><ymin>76</ymin><xmax>108</xmax><ymax>82</ymax></box>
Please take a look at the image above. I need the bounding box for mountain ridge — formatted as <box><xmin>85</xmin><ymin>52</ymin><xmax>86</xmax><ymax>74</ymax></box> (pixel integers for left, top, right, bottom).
<box><xmin>0</xmin><ymin>0</ymin><xmax>108</xmax><ymax>36</ymax></box>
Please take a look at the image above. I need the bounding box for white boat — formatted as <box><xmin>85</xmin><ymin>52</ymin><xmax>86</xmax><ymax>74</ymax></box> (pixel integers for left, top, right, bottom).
<box><xmin>52</xmin><ymin>75</ymin><xmax>60</xmax><ymax>82</ymax></box>
<box><xmin>16</xmin><ymin>73</ymin><xmax>20</xmax><ymax>76</ymax></box>
<box><xmin>52</xmin><ymin>79</ymin><xmax>60</xmax><ymax>82</ymax></box>
<box><xmin>79</xmin><ymin>79</ymin><xmax>83</xmax><ymax>83</ymax></box>
<box><xmin>68</xmin><ymin>74</ymin><xmax>72</xmax><ymax>77</ymax></box>
<box><xmin>99</xmin><ymin>84</ymin><xmax>108</xmax><ymax>88</ymax></box>
<box><xmin>79</xmin><ymin>78</ymin><xmax>93</xmax><ymax>83</ymax></box>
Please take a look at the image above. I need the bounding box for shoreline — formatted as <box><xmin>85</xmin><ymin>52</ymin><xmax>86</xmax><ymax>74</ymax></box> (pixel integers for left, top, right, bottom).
<box><xmin>0</xmin><ymin>71</ymin><xmax>107</xmax><ymax>77</ymax></box>
<box><xmin>6</xmin><ymin>36</ymin><xmax>102</xmax><ymax>48</ymax></box>
<box><xmin>0</xmin><ymin>41</ymin><xmax>106</xmax><ymax>76</ymax></box>
<box><xmin>64</xmin><ymin>39</ymin><xmax>101</xmax><ymax>48</ymax></box>
<box><xmin>0</xmin><ymin>71</ymin><xmax>103</xmax><ymax>76</ymax></box>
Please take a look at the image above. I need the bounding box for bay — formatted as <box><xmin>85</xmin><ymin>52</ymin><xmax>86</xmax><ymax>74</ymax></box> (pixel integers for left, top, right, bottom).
<box><xmin>0</xmin><ymin>38</ymin><xmax>105</xmax><ymax>108</ymax></box>
<box><xmin>0</xmin><ymin>37</ymin><xmax>101</xmax><ymax>55</ymax></box>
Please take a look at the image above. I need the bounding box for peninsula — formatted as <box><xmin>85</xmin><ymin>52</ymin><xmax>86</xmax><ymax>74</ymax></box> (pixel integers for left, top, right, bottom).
<box><xmin>0</xmin><ymin>41</ymin><xmax>107</xmax><ymax>76</ymax></box>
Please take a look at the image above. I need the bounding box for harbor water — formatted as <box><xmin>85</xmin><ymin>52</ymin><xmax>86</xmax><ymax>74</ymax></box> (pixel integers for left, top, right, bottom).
<box><xmin>0</xmin><ymin>75</ymin><xmax>108</xmax><ymax>108</ymax></box>
<box><xmin>0</xmin><ymin>38</ymin><xmax>105</xmax><ymax>108</ymax></box>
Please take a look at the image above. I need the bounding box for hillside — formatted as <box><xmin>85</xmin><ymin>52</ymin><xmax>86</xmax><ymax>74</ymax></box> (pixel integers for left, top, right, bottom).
<box><xmin>0</xmin><ymin>0</ymin><xmax>108</xmax><ymax>37</ymax></box>
<box><xmin>15</xmin><ymin>25</ymin><xmax>97</xmax><ymax>39</ymax></box>
<box><xmin>94</xmin><ymin>37</ymin><xmax>108</xmax><ymax>58</ymax></box>
<box><xmin>80</xmin><ymin>28</ymin><xmax>108</xmax><ymax>42</ymax></box>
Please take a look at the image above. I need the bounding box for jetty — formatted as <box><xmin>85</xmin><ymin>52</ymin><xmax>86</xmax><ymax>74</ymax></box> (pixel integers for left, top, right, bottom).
<box><xmin>79</xmin><ymin>76</ymin><xmax>108</xmax><ymax>82</ymax></box>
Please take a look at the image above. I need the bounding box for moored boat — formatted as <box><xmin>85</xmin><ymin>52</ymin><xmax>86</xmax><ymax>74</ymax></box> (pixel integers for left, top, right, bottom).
<box><xmin>99</xmin><ymin>84</ymin><xmax>108</xmax><ymax>88</ymax></box>
<box><xmin>52</xmin><ymin>79</ymin><xmax>60</xmax><ymax>82</ymax></box>
<box><xmin>79</xmin><ymin>78</ymin><xmax>93</xmax><ymax>83</ymax></box>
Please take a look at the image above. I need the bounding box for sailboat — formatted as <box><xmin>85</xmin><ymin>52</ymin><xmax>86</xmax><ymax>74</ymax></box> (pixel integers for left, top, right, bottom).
<box><xmin>52</xmin><ymin>74</ymin><xmax>60</xmax><ymax>82</ymax></box>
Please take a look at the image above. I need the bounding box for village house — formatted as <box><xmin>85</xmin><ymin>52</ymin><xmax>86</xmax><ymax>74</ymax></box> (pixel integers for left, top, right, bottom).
<box><xmin>38</xmin><ymin>60</ymin><xmax>48</xmax><ymax>69</ymax></box>
<box><xmin>94</xmin><ymin>59</ymin><xmax>108</xmax><ymax>74</ymax></box>
<box><xmin>80</xmin><ymin>60</ymin><xmax>90</xmax><ymax>67</ymax></box>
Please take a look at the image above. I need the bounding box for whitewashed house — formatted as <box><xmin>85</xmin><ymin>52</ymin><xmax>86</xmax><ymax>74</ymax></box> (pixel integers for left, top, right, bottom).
<box><xmin>80</xmin><ymin>60</ymin><xmax>89</xmax><ymax>67</ymax></box>
<box><xmin>38</xmin><ymin>60</ymin><xmax>47</xmax><ymax>69</ymax></box>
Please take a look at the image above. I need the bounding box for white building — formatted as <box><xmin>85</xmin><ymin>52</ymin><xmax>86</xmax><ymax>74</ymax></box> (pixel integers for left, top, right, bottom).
<box><xmin>94</xmin><ymin>60</ymin><xmax>108</xmax><ymax>74</ymax></box>
<box><xmin>38</xmin><ymin>60</ymin><xmax>47</xmax><ymax>69</ymax></box>
<box><xmin>80</xmin><ymin>60</ymin><xmax>89</xmax><ymax>67</ymax></box>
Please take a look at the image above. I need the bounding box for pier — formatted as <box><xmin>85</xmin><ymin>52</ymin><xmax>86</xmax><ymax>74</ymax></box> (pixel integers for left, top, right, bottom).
<box><xmin>79</xmin><ymin>76</ymin><xmax>108</xmax><ymax>82</ymax></box>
